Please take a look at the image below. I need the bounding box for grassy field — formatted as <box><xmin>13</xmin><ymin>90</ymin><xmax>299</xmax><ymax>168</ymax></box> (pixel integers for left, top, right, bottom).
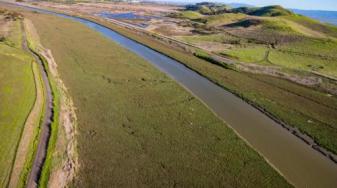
<box><xmin>222</xmin><ymin>38</ymin><xmax>337</xmax><ymax>76</ymax></box>
<box><xmin>268</xmin><ymin>50</ymin><xmax>337</xmax><ymax>74</ymax></box>
<box><xmin>173</xmin><ymin>10</ymin><xmax>204</xmax><ymax>20</ymax></box>
<box><xmin>0</xmin><ymin>19</ymin><xmax>36</xmax><ymax>187</ymax></box>
<box><xmin>198</xmin><ymin>13</ymin><xmax>246</xmax><ymax>26</ymax></box>
<box><xmin>223</xmin><ymin>46</ymin><xmax>268</xmax><ymax>63</ymax></box>
<box><xmin>25</xmin><ymin>12</ymin><xmax>291</xmax><ymax>187</ymax></box>
<box><xmin>177</xmin><ymin>33</ymin><xmax>242</xmax><ymax>44</ymax></box>
<box><xmin>81</xmin><ymin>14</ymin><xmax>337</xmax><ymax>156</ymax></box>
<box><xmin>283</xmin><ymin>14</ymin><xmax>337</xmax><ymax>38</ymax></box>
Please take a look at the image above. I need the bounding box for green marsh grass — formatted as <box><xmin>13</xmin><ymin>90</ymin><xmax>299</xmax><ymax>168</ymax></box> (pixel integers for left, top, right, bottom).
<box><xmin>27</xmin><ymin>12</ymin><xmax>291</xmax><ymax>187</ymax></box>
<box><xmin>76</xmin><ymin>14</ymin><xmax>337</xmax><ymax>155</ymax></box>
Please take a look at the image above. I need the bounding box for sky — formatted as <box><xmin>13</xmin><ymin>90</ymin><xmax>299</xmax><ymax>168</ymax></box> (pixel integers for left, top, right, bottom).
<box><xmin>156</xmin><ymin>0</ymin><xmax>337</xmax><ymax>11</ymax></box>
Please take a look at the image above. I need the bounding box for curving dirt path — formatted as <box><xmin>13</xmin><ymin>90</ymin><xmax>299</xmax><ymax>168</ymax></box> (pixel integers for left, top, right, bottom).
<box><xmin>21</xmin><ymin>20</ymin><xmax>55</xmax><ymax>188</ymax></box>
<box><xmin>8</xmin><ymin>56</ymin><xmax>44</xmax><ymax>187</ymax></box>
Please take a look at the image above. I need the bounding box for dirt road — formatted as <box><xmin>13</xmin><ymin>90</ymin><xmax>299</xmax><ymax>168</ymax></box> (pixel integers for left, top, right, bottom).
<box><xmin>8</xmin><ymin>52</ymin><xmax>44</xmax><ymax>188</ymax></box>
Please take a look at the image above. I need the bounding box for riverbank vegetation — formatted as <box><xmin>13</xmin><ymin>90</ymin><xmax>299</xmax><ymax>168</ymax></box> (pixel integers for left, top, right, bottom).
<box><xmin>25</xmin><ymin>11</ymin><xmax>291</xmax><ymax>187</ymax></box>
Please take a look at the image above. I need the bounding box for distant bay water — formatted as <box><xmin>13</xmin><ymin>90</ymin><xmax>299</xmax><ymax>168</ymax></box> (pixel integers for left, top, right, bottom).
<box><xmin>292</xmin><ymin>9</ymin><xmax>337</xmax><ymax>26</ymax></box>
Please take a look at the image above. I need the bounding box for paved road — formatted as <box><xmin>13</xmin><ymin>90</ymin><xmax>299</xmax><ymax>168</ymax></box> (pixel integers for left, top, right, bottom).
<box><xmin>21</xmin><ymin>21</ymin><xmax>54</xmax><ymax>188</ymax></box>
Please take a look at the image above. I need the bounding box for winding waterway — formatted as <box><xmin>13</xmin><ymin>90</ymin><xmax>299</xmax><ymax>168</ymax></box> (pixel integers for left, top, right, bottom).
<box><xmin>17</xmin><ymin>4</ymin><xmax>337</xmax><ymax>187</ymax></box>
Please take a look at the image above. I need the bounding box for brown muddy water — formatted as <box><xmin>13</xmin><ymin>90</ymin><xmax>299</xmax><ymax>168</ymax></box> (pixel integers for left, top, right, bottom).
<box><xmin>18</xmin><ymin>4</ymin><xmax>337</xmax><ymax>188</ymax></box>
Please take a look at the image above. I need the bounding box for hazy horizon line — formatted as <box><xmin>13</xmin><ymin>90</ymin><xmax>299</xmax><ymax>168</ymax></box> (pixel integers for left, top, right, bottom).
<box><xmin>144</xmin><ymin>0</ymin><xmax>337</xmax><ymax>12</ymax></box>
